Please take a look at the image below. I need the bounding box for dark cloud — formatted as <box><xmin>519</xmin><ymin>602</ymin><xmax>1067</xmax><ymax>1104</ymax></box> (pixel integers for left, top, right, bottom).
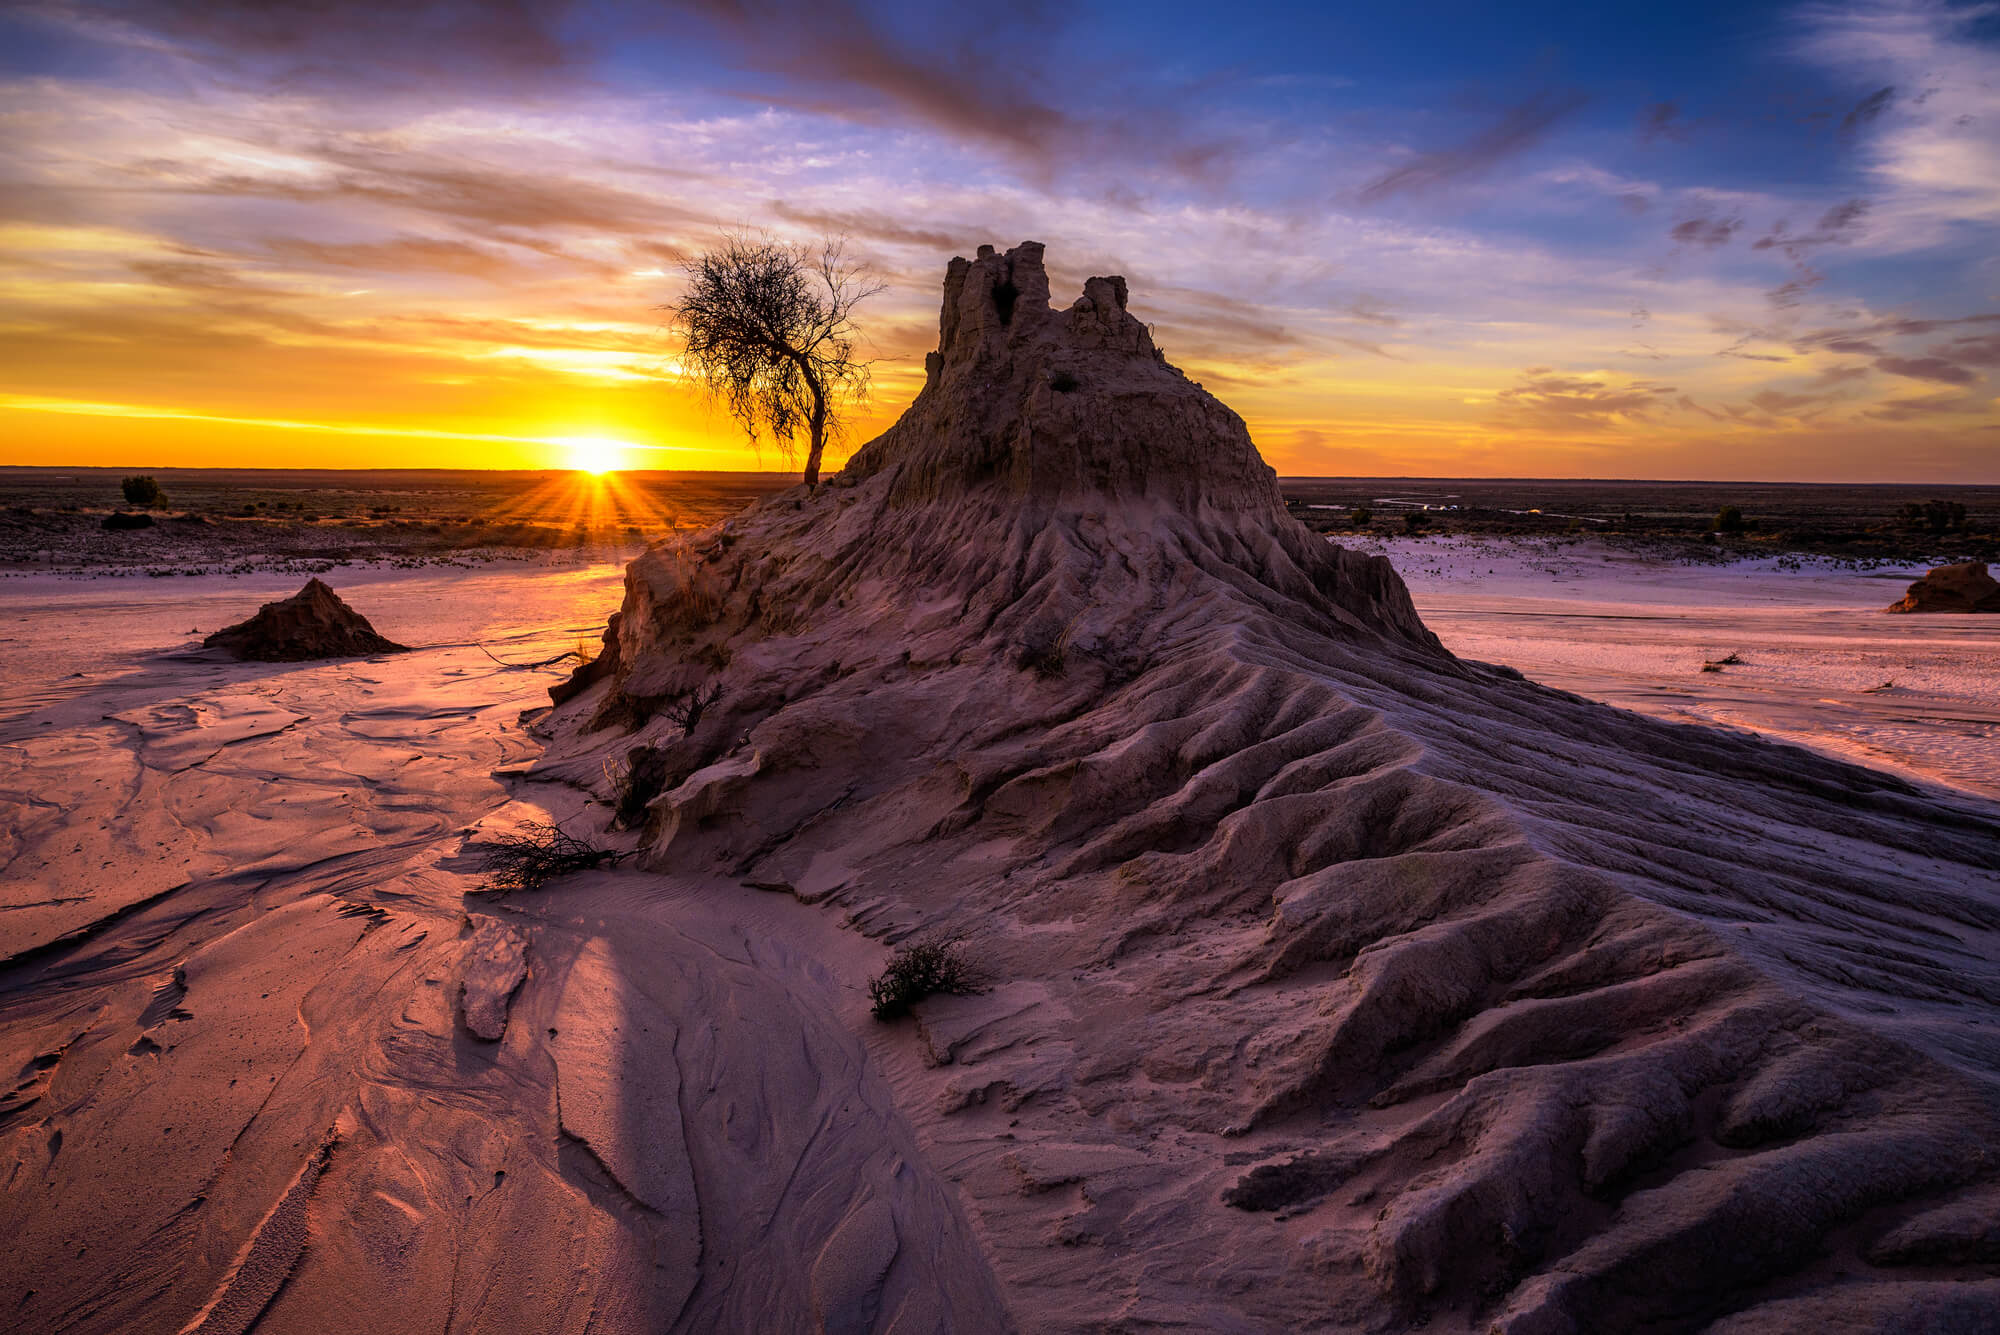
<box><xmin>263</xmin><ymin>235</ymin><xmax>553</xmax><ymax>279</ymax></box>
<box><xmin>1767</xmin><ymin>276</ymin><xmax>1822</xmax><ymax>309</ymax></box>
<box><xmin>1357</xmin><ymin>89</ymin><xmax>1589</xmax><ymax>203</ymax></box>
<box><xmin>1669</xmin><ymin>215</ymin><xmax>1740</xmax><ymax>248</ymax></box>
<box><xmin>768</xmin><ymin>202</ymin><xmax>968</xmax><ymax>252</ymax></box>
<box><xmin>1840</xmin><ymin>86</ymin><xmax>1895</xmax><ymax>134</ymax></box>
<box><xmin>127</xmin><ymin>257</ymin><xmax>285</xmax><ymax>293</ymax></box>
<box><xmin>1810</xmin><ymin>363</ymin><xmax>1871</xmax><ymax>385</ymax></box>
<box><xmin>1746</xmin><ymin>388</ymin><xmax>1829</xmax><ymax>417</ymax></box>
<box><xmin>1793</xmin><ymin>312</ymin><xmax>2000</xmax><ymax>363</ymax></box>
<box><xmin>1873</xmin><ymin>355</ymin><xmax>1978</xmax><ymax>385</ymax></box>
<box><xmin>60</xmin><ymin>0</ymin><xmax>586</xmax><ymax>88</ymax></box>
<box><xmin>1638</xmin><ymin>101</ymin><xmax>1687</xmax><ymax>144</ymax></box>
<box><xmin>1752</xmin><ymin>198</ymin><xmax>1870</xmax><ymax>257</ymax></box>
<box><xmin>150</xmin><ymin>153</ymin><xmax>701</xmax><ymax>236</ymax></box>
<box><xmin>1933</xmin><ymin>334</ymin><xmax>2000</xmax><ymax>368</ymax></box>
<box><xmin>668</xmin><ymin>0</ymin><xmax>1236</xmax><ymax>180</ymax></box>
<box><xmin>1154</xmin><ymin>288</ymin><xmax>1304</xmax><ymax>357</ymax></box>
<box><xmin>1865</xmin><ymin>391</ymin><xmax>1982</xmax><ymax>422</ymax></box>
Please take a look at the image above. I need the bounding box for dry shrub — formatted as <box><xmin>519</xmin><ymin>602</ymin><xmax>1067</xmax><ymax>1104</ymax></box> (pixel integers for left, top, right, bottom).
<box><xmin>479</xmin><ymin>821</ymin><xmax>626</xmax><ymax>894</ymax></box>
<box><xmin>869</xmin><ymin>937</ymin><xmax>976</xmax><ymax>1021</ymax></box>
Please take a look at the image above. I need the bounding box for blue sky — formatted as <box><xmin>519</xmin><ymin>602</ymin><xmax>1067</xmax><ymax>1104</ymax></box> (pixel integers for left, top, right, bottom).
<box><xmin>1</xmin><ymin>0</ymin><xmax>1995</xmax><ymax>478</ymax></box>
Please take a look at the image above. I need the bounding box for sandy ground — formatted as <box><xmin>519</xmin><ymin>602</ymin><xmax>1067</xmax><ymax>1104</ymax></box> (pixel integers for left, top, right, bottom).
<box><xmin>4</xmin><ymin>534</ymin><xmax>1998</xmax><ymax>1332</ymax></box>
<box><xmin>0</xmin><ymin>565</ymin><xmax>1013</xmax><ymax>1332</ymax></box>
<box><xmin>1351</xmin><ymin>536</ymin><xmax>2000</xmax><ymax>800</ymax></box>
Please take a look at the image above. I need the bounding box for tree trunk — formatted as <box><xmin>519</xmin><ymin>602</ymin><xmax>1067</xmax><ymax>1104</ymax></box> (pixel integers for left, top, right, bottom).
<box><xmin>803</xmin><ymin>382</ymin><xmax>828</xmax><ymax>487</ymax></box>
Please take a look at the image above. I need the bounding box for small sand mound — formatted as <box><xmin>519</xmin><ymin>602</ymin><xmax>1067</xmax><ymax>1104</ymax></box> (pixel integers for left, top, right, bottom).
<box><xmin>1887</xmin><ymin>560</ymin><xmax>2000</xmax><ymax>613</ymax></box>
<box><xmin>203</xmin><ymin>578</ymin><xmax>407</xmax><ymax>661</ymax></box>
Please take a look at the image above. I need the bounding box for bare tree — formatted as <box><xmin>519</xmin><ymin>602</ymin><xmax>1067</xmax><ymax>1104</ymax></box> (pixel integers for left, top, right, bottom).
<box><xmin>668</xmin><ymin>234</ymin><xmax>882</xmax><ymax>487</ymax></box>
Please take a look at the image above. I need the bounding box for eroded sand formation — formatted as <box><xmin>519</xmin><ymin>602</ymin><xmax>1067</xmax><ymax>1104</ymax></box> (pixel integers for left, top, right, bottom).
<box><xmin>1889</xmin><ymin>561</ymin><xmax>2000</xmax><ymax>614</ymax></box>
<box><xmin>533</xmin><ymin>244</ymin><xmax>2000</xmax><ymax>1331</ymax></box>
<box><xmin>202</xmin><ymin>578</ymin><xmax>408</xmax><ymax>660</ymax></box>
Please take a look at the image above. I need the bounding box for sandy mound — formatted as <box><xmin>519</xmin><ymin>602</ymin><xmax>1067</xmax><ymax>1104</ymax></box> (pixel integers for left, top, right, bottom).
<box><xmin>202</xmin><ymin>578</ymin><xmax>408</xmax><ymax>660</ymax></box>
<box><xmin>1888</xmin><ymin>560</ymin><xmax>2000</xmax><ymax>613</ymax></box>
<box><xmin>529</xmin><ymin>243</ymin><xmax>2000</xmax><ymax>1332</ymax></box>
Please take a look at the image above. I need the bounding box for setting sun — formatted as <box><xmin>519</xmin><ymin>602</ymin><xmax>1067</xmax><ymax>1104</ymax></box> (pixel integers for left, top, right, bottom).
<box><xmin>557</xmin><ymin>436</ymin><xmax>628</xmax><ymax>474</ymax></box>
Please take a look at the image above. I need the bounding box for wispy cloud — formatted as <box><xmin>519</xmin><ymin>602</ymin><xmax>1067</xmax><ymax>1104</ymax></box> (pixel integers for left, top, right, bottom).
<box><xmin>1358</xmin><ymin>90</ymin><xmax>1590</xmax><ymax>203</ymax></box>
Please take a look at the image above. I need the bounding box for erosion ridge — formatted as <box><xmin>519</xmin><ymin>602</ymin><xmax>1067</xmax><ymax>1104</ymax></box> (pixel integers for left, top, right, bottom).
<box><xmin>537</xmin><ymin>244</ymin><xmax>2000</xmax><ymax>1331</ymax></box>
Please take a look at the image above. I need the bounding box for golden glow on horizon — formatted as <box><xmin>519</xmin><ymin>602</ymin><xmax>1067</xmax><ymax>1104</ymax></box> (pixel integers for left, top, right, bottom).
<box><xmin>556</xmin><ymin>436</ymin><xmax>629</xmax><ymax>474</ymax></box>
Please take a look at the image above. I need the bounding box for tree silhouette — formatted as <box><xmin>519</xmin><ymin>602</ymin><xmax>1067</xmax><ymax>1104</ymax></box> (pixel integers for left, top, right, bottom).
<box><xmin>668</xmin><ymin>235</ymin><xmax>881</xmax><ymax>487</ymax></box>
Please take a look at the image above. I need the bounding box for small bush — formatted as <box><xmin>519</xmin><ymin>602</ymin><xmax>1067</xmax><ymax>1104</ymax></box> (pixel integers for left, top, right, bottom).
<box><xmin>869</xmin><ymin>937</ymin><xmax>975</xmax><ymax>1021</ymax></box>
<box><xmin>1350</xmin><ymin>506</ymin><xmax>1372</xmax><ymax>525</ymax></box>
<box><xmin>662</xmin><ymin>683</ymin><xmax>722</xmax><ymax>735</ymax></box>
<box><xmin>478</xmin><ymin>821</ymin><xmax>626</xmax><ymax>894</ymax></box>
<box><xmin>121</xmin><ymin>475</ymin><xmax>163</xmax><ymax>507</ymax></box>
<box><xmin>1404</xmin><ymin>512</ymin><xmax>1430</xmax><ymax>533</ymax></box>
<box><xmin>609</xmin><ymin>744</ymin><xmax>669</xmax><ymax>828</ymax></box>
<box><xmin>1713</xmin><ymin>505</ymin><xmax>1745</xmax><ymax>533</ymax></box>
<box><xmin>103</xmin><ymin>511</ymin><xmax>154</xmax><ymax>531</ymax></box>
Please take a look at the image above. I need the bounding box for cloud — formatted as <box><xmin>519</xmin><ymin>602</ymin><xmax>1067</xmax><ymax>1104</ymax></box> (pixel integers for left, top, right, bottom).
<box><xmin>1799</xmin><ymin>1</ymin><xmax>2000</xmax><ymax>244</ymax></box>
<box><xmin>665</xmin><ymin>0</ymin><xmax>1237</xmax><ymax>180</ymax></box>
<box><xmin>1751</xmin><ymin>197</ymin><xmax>1871</xmax><ymax>255</ymax></box>
<box><xmin>1840</xmin><ymin>84</ymin><xmax>1895</xmax><ymax>133</ymax></box>
<box><xmin>1670</xmin><ymin>215</ymin><xmax>1741</xmax><ymax>248</ymax></box>
<box><xmin>768</xmin><ymin>202</ymin><xmax>969</xmax><ymax>252</ymax></box>
<box><xmin>1357</xmin><ymin>89</ymin><xmax>1589</xmax><ymax>203</ymax></box>
<box><xmin>160</xmin><ymin>152</ymin><xmax>703</xmax><ymax>236</ymax></box>
<box><xmin>1873</xmin><ymin>353</ymin><xmax>1977</xmax><ymax>384</ymax></box>
<box><xmin>1638</xmin><ymin>101</ymin><xmax>1688</xmax><ymax>144</ymax></box>
<box><xmin>1865</xmin><ymin>389</ymin><xmax>1984</xmax><ymax>421</ymax></box>
<box><xmin>1494</xmin><ymin>369</ymin><xmax>1676</xmax><ymax>428</ymax></box>
<box><xmin>1747</xmin><ymin>389</ymin><xmax>1830</xmax><ymax>416</ymax></box>
<box><xmin>49</xmin><ymin>0</ymin><xmax>587</xmax><ymax>88</ymax></box>
<box><xmin>262</xmin><ymin>235</ymin><xmax>552</xmax><ymax>280</ymax></box>
<box><xmin>1934</xmin><ymin>333</ymin><xmax>2000</xmax><ymax>368</ymax></box>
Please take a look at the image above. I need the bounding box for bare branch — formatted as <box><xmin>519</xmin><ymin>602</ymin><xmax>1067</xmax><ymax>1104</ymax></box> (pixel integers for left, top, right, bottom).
<box><xmin>664</xmin><ymin>231</ymin><xmax>880</xmax><ymax>486</ymax></box>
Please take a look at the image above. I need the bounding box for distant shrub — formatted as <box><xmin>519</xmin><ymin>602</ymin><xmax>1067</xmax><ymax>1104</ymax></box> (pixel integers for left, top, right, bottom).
<box><xmin>1899</xmin><ymin>499</ymin><xmax>1966</xmax><ymax>534</ymax></box>
<box><xmin>1351</xmin><ymin>506</ymin><xmax>1372</xmax><ymax>525</ymax></box>
<box><xmin>121</xmin><ymin>475</ymin><xmax>163</xmax><ymax>507</ymax></box>
<box><xmin>1713</xmin><ymin>505</ymin><xmax>1745</xmax><ymax>533</ymax></box>
<box><xmin>1404</xmin><ymin>512</ymin><xmax>1430</xmax><ymax>533</ymax></box>
<box><xmin>103</xmin><ymin>511</ymin><xmax>154</xmax><ymax>531</ymax></box>
<box><xmin>868</xmin><ymin>937</ymin><xmax>976</xmax><ymax>1021</ymax></box>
